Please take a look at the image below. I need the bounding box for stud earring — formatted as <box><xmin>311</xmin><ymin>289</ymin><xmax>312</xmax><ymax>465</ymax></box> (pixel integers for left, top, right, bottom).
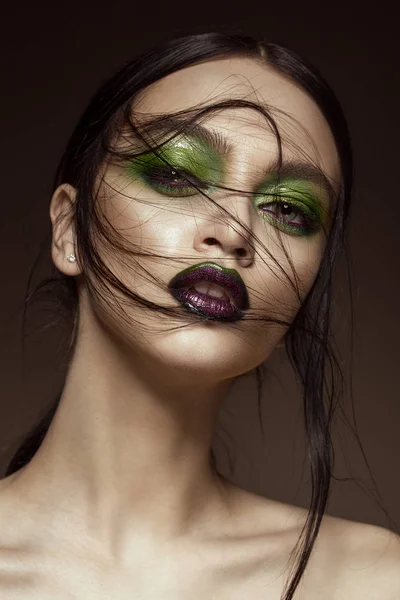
<box><xmin>67</xmin><ymin>252</ymin><xmax>76</xmax><ymax>263</ymax></box>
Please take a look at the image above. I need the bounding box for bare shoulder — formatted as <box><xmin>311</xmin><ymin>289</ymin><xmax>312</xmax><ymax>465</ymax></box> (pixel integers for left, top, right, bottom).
<box><xmin>234</xmin><ymin>488</ymin><xmax>400</xmax><ymax>599</ymax></box>
<box><xmin>268</xmin><ymin>502</ymin><xmax>400</xmax><ymax>599</ymax></box>
<box><xmin>344</xmin><ymin>519</ymin><xmax>400</xmax><ymax>598</ymax></box>
<box><xmin>316</xmin><ymin>513</ymin><xmax>400</xmax><ymax>599</ymax></box>
<box><xmin>0</xmin><ymin>475</ymin><xmax>399</xmax><ymax>600</ymax></box>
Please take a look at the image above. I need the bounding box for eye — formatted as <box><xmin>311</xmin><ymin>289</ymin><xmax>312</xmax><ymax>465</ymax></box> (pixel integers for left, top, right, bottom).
<box><xmin>262</xmin><ymin>201</ymin><xmax>303</xmax><ymax>223</ymax></box>
<box><xmin>258</xmin><ymin>197</ymin><xmax>322</xmax><ymax>237</ymax></box>
<box><xmin>137</xmin><ymin>164</ymin><xmax>214</xmax><ymax>198</ymax></box>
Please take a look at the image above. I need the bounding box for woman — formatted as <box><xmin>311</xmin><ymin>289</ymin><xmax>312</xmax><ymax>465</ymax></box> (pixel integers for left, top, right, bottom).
<box><xmin>0</xmin><ymin>32</ymin><xmax>399</xmax><ymax>599</ymax></box>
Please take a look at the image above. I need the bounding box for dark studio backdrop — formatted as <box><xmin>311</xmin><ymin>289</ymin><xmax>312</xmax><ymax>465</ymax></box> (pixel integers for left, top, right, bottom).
<box><xmin>0</xmin><ymin>2</ymin><xmax>399</xmax><ymax>530</ymax></box>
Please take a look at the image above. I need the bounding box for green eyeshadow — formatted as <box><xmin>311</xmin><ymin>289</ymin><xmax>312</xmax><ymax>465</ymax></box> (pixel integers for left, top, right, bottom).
<box><xmin>254</xmin><ymin>176</ymin><xmax>329</xmax><ymax>237</ymax></box>
<box><xmin>126</xmin><ymin>134</ymin><xmax>224</xmax><ymax>194</ymax></box>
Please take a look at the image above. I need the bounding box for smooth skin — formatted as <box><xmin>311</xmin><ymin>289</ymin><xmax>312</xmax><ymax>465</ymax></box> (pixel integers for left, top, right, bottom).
<box><xmin>0</xmin><ymin>57</ymin><xmax>399</xmax><ymax>599</ymax></box>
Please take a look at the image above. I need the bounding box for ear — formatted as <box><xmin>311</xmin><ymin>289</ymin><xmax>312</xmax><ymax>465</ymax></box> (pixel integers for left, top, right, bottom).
<box><xmin>49</xmin><ymin>183</ymin><xmax>80</xmax><ymax>276</ymax></box>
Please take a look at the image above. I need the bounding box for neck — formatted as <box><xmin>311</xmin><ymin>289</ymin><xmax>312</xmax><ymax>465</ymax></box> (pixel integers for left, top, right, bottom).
<box><xmin>10</xmin><ymin>306</ymin><xmax>237</xmax><ymax>563</ymax></box>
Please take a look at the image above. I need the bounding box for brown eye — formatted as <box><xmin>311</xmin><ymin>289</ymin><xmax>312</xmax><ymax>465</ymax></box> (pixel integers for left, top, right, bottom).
<box><xmin>257</xmin><ymin>197</ymin><xmax>321</xmax><ymax>237</ymax></box>
<box><xmin>140</xmin><ymin>165</ymin><xmax>211</xmax><ymax>197</ymax></box>
<box><xmin>277</xmin><ymin>202</ymin><xmax>301</xmax><ymax>221</ymax></box>
<box><xmin>260</xmin><ymin>201</ymin><xmax>304</xmax><ymax>224</ymax></box>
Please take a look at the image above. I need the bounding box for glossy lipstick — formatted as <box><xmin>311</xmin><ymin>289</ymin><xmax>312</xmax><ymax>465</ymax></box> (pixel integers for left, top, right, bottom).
<box><xmin>168</xmin><ymin>262</ymin><xmax>249</xmax><ymax>322</ymax></box>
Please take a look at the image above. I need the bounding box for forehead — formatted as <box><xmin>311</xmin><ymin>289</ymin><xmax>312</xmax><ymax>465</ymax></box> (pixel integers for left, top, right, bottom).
<box><xmin>134</xmin><ymin>57</ymin><xmax>341</xmax><ymax>187</ymax></box>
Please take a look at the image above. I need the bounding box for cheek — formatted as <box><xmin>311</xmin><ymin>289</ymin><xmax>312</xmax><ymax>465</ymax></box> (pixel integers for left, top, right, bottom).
<box><xmin>255</xmin><ymin>240</ymin><xmax>324</xmax><ymax>317</ymax></box>
<box><xmin>293</xmin><ymin>243</ymin><xmax>324</xmax><ymax>296</ymax></box>
<box><xmin>289</xmin><ymin>262</ymin><xmax>321</xmax><ymax>314</ymax></box>
<box><xmin>99</xmin><ymin>176</ymin><xmax>168</xmax><ymax>238</ymax></box>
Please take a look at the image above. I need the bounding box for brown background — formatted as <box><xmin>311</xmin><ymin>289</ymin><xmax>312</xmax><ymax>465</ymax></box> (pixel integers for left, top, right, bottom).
<box><xmin>0</xmin><ymin>2</ymin><xmax>398</xmax><ymax>530</ymax></box>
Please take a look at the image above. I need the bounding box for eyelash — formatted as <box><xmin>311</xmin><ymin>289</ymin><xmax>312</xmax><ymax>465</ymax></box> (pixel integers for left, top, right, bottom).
<box><xmin>138</xmin><ymin>165</ymin><xmax>322</xmax><ymax>237</ymax></box>
<box><xmin>140</xmin><ymin>165</ymin><xmax>210</xmax><ymax>194</ymax></box>
<box><xmin>257</xmin><ymin>197</ymin><xmax>321</xmax><ymax>236</ymax></box>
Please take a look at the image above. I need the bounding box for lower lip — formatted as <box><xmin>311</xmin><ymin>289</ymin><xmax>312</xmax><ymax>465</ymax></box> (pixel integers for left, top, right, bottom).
<box><xmin>170</xmin><ymin>288</ymin><xmax>243</xmax><ymax>322</ymax></box>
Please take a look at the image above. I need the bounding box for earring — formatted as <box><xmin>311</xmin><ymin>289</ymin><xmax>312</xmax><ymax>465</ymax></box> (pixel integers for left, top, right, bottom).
<box><xmin>67</xmin><ymin>252</ymin><xmax>76</xmax><ymax>263</ymax></box>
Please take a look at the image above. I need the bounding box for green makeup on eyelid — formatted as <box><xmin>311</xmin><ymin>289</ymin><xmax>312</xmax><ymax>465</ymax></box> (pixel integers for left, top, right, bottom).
<box><xmin>257</xmin><ymin>178</ymin><xmax>328</xmax><ymax>237</ymax></box>
<box><xmin>126</xmin><ymin>135</ymin><xmax>328</xmax><ymax>236</ymax></box>
<box><xmin>126</xmin><ymin>135</ymin><xmax>224</xmax><ymax>188</ymax></box>
<box><xmin>255</xmin><ymin>177</ymin><xmax>328</xmax><ymax>221</ymax></box>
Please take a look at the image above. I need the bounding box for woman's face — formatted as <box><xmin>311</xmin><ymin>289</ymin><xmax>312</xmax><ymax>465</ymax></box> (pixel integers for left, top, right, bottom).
<box><xmin>86</xmin><ymin>57</ymin><xmax>341</xmax><ymax>384</ymax></box>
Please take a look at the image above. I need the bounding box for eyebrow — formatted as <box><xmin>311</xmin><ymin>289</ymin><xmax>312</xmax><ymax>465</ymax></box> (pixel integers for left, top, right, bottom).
<box><xmin>139</xmin><ymin>116</ymin><xmax>233</xmax><ymax>156</ymax></box>
<box><xmin>264</xmin><ymin>158</ymin><xmax>338</xmax><ymax>205</ymax></box>
<box><xmin>138</xmin><ymin>116</ymin><xmax>339</xmax><ymax>203</ymax></box>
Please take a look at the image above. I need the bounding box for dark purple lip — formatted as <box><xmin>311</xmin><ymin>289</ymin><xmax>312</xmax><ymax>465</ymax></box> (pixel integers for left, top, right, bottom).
<box><xmin>168</xmin><ymin>262</ymin><xmax>249</xmax><ymax>310</ymax></box>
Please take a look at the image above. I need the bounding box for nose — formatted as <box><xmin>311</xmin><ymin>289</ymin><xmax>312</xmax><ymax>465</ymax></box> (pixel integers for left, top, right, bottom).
<box><xmin>192</xmin><ymin>193</ymin><xmax>255</xmax><ymax>267</ymax></box>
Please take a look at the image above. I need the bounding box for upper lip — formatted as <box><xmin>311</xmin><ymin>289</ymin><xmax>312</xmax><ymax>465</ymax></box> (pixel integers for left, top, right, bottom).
<box><xmin>168</xmin><ymin>262</ymin><xmax>250</xmax><ymax>310</ymax></box>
